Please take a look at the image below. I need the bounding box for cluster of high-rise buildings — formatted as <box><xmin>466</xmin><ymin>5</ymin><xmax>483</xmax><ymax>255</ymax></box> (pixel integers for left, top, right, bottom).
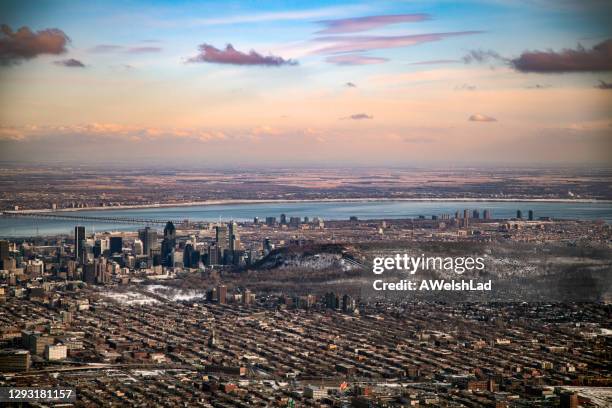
<box><xmin>69</xmin><ymin>220</ymin><xmax>258</xmax><ymax>280</ymax></box>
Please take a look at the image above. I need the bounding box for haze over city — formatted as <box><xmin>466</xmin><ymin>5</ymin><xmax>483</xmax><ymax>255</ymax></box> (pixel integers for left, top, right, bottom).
<box><xmin>1</xmin><ymin>0</ymin><xmax>611</xmax><ymax>166</ymax></box>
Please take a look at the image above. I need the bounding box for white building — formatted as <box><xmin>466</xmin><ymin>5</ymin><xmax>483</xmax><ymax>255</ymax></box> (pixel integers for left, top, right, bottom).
<box><xmin>44</xmin><ymin>344</ymin><xmax>67</xmax><ymax>361</ymax></box>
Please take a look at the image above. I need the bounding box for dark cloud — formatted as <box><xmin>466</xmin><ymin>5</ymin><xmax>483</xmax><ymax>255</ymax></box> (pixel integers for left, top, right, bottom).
<box><xmin>0</xmin><ymin>24</ymin><xmax>69</xmax><ymax>65</ymax></box>
<box><xmin>462</xmin><ymin>49</ymin><xmax>504</xmax><ymax>64</ymax></box>
<box><xmin>595</xmin><ymin>79</ymin><xmax>612</xmax><ymax>89</ymax></box>
<box><xmin>511</xmin><ymin>39</ymin><xmax>612</xmax><ymax>72</ymax></box>
<box><xmin>326</xmin><ymin>54</ymin><xmax>388</xmax><ymax>65</ymax></box>
<box><xmin>316</xmin><ymin>14</ymin><xmax>430</xmax><ymax>34</ymax></box>
<box><xmin>345</xmin><ymin>82</ymin><xmax>357</xmax><ymax>87</ymax></box>
<box><xmin>343</xmin><ymin>113</ymin><xmax>373</xmax><ymax>120</ymax></box>
<box><xmin>187</xmin><ymin>43</ymin><xmax>297</xmax><ymax>66</ymax></box>
<box><xmin>54</xmin><ymin>58</ymin><xmax>85</xmax><ymax>68</ymax></box>
<box><xmin>127</xmin><ymin>46</ymin><xmax>162</xmax><ymax>53</ymax></box>
<box><xmin>469</xmin><ymin>114</ymin><xmax>497</xmax><ymax>122</ymax></box>
<box><xmin>526</xmin><ymin>84</ymin><xmax>551</xmax><ymax>89</ymax></box>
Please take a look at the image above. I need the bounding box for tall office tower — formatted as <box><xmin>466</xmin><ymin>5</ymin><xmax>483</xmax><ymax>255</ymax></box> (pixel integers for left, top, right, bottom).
<box><xmin>183</xmin><ymin>243</ymin><xmax>200</xmax><ymax>268</ymax></box>
<box><xmin>133</xmin><ymin>239</ymin><xmax>143</xmax><ymax>256</ymax></box>
<box><xmin>74</xmin><ymin>226</ymin><xmax>85</xmax><ymax>263</ymax></box>
<box><xmin>265</xmin><ymin>216</ymin><xmax>276</xmax><ymax>226</ymax></box>
<box><xmin>93</xmin><ymin>240</ymin><xmax>102</xmax><ymax>258</ymax></box>
<box><xmin>207</xmin><ymin>244</ymin><xmax>219</xmax><ymax>266</ymax></box>
<box><xmin>228</xmin><ymin>221</ymin><xmax>240</xmax><ymax>251</ymax></box>
<box><xmin>0</xmin><ymin>240</ymin><xmax>9</xmax><ymax>269</ymax></box>
<box><xmin>217</xmin><ymin>285</ymin><xmax>227</xmax><ymax>304</ymax></box>
<box><xmin>528</xmin><ymin>210</ymin><xmax>534</xmax><ymax>221</ymax></box>
<box><xmin>462</xmin><ymin>209</ymin><xmax>469</xmax><ymax>228</ymax></box>
<box><xmin>472</xmin><ymin>209</ymin><xmax>480</xmax><ymax>219</ymax></box>
<box><xmin>138</xmin><ymin>227</ymin><xmax>158</xmax><ymax>257</ymax></box>
<box><xmin>454</xmin><ymin>211</ymin><xmax>460</xmax><ymax>219</ymax></box>
<box><xmin>560</xmin><ymin>393</ymin><xmax>578</xmax><ymax>408</ymax></box>
<box><xmin>342</xmin><ymin>294</ymin><xmax>356</xmax><ymax>313</ymax></box>
<box><xmin>280</xmin><ymin>213</ymin><xmax>287</xmax><ymax>225</ymax></box>
<box><xmin>161</xmin><ymin>221</ymin><xmax>176</xmax><ymax>267</ymax></box>
<box><xmin>215</xmin><ymin>225</ymin><xmax>229</xmax><ymax>250</ymax></box>
<box><xmin>83</xmin><ymin>263</ymin><xmax>96</xmax><ymax>284</ymax></box>
<box><xmin>289</xmin><ymin>217</ymin><xmax>301</xmax><ymax>228</ymax></box>
<box><xmin>109</xmin><ymin>236</ymin><xmax>123</xmax><ymax>255</ymax></box>
<box><xmin>483</xmin><ymin>209</ymin><xmax>491</xmax><ymax>220</ymax></box>
<box><xmin>263</xmin><ymin>238</ymin><xmax>273</xmax><ymax>255</ymax></box>
<box><xmin>243</xmin><ymin>289</ymin><xmax>253</xmax><ymax>305</ymax></box>
<box><xmin>253</xmin><ymin>217</ymin><xmax>259</xmax><ymax>225</ymax></box>
<box><xmin>516</xmin><ymin>210</ymin><xmax>523</xmax><ymax>219</ymax></box>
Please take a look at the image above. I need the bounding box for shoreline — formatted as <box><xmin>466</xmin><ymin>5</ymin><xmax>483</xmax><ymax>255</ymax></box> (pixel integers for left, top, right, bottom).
<box><xmin>5</xmin><ymin>197</ymin><xmax>612</xmax><ymax>214</ymax></box>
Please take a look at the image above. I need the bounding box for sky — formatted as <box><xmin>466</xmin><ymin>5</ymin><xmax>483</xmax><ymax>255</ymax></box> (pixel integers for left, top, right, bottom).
<box><xmin>0</xmin><ymin>0</ymin><xmax>611</xmax><ymax>166</ymax></box>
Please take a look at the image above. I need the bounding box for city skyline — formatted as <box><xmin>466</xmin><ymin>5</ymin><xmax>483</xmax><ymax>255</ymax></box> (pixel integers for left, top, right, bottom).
<box><xmin>0</xmin><ymin>0</ymin><xmax>611</xmax><ymax>166</ymax></box>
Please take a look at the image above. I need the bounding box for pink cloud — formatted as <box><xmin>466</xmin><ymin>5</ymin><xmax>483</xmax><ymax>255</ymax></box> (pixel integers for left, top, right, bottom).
<box><xmin>187</xmin><ymin>43</ymin><xmax>297</xmax><ymax>66</ymax></box>
<box><xmin>326</xmin><ymin>54</ymin><xmax>388</xmax><ymax>65</ymax></box>
<box><xmin>316</xmin><ymin>14</ymin><xmax>430</xmax><ymax>34</ymax></box>
<box><xmin>127</xmin><ymin>46</ymin><xmax>162</xmax><ymax>53</ymax></box>
<box><xmin>469</xmin><ymin>114</ymin><xmax>497</xmax><ymax>122</ymax></box>
<box><xmin>313</xmin><ymin>31</ymin><xmax>482</xmax><ymax>54</ymax></box>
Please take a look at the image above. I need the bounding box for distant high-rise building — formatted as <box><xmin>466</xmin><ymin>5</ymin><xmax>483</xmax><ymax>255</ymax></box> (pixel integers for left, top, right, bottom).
<box><xmin>263</xmin><ymin>238</ymin><xmax>273</xmax><ymax>255</ymax></box>
<box><xmin>472</xmin><ymin>209</ymin><xmax>480</xmax><ymax>219</ymax></box>
<box><xmin>0</xmin><ymin>240</ymin><xmax>9</xmax><ymax>269</ymax></box>
<box><xmin>454</xmin><ymin>211</ymin><xmax>460</xmax><ymax>219</ymax></box>
<box><xmin>74</xmin><ymin>226</ymin><xmax>85</xmax><ymax>263</ymax></box>
<box><xmin>483</xmin><ymin>209</ymin><xmax>491</xmax><ymax>220</ymax></box>
<box><xmin>161</xmin><ymin>221</ymin><xmax>176</xmax><ymax>267</ymax></box>
<box><xmin>83</xmin><ymin>263</ymin><xmax>96</xmax><ymax>284</ymax></box>
<box><xmin>93</xmin><ymin>240</ymin><xmax>102</xmax><ymax>258</ymax></box>
<box><xmin>560</xmin><ymin>393</ymin><xmax>578</xmax><ymax>408</ymax></box>
<box><xmin>138</xmin><ymin>227</ymin><xmax>158</xmax><ymax>257</ymax></box>
<box><xmin>342</xmin><ymin>294</ymin><xmax>356</xmax><ymax>313</ymax></box>
<box><xmin>215</xmin><ymin>225</ymin><xmax>229</xmax><ymax>250</ymax></box>
<box><xmin>265</xmin><ymin>216</ymin><xmax>276</xmax><ymax>226</ymax></box>
<box><xmin>183</xmin><ymin>243</ymin><xmax>200</xmax><ymax>268</ymax></box>
<box><xmin>109</xmin><ymin>236</ymin><xmax>123</xmax><ymax>254</ymax></box>
<box><xmin>243</xmin><ymin>289</ymin><xmax>254</xmax><ymax>305</ymax></box>
<box><xmin>253</xmin><ymin>217</ymin><xmax>259</xmax><ymax>225</ymax></box>
<box><xmin>528</xmin><ymin>210</ymin><xmax>534</xmax><ymax>221</ymax></box>
<box><xmin>289</xmin><ymin>216</ymin><xmax>301</xmax><ymax>227</ymax></box>
<box><xmin>516</xmin><ymin>210</ymin><xmax>523</xmax><ymax>219</ymax></box>
<box><xmin>208</xmin><ymin>325</ymin><xmax>217</xmax><ymax>348</ymax></box>
<box><xmin>463</xmin><ymin>209</ymin><xmax>469</xmax><ymax>219</ymax></box>
<box><xmin>280</xmin><ymin>214</ymin><xmax>287</xmax><ymax>225</ymax></box>
<box><xmin>228</xmin><ymin>221</ymin><xmax>240</xmax><ymax>251</ymax></box>
<box><xmin>217</xmin><ymin>285</ymin><xmax>227</xmax><ymax>304</ymax></box>
<box><xmin>138</xmin><ymin>227</ymin><xmax>157</xmax><ymax>256</ymax></box>
<box><xmin>207</xmin><ymin>244</ymin><xmax>219</xmax><ymax>266</ymax></box>
<box><xmin>325</xmin><ymin>292</ymin><xmax>340</xmax><ymax>309</ymax></box>
<box><xmin>133</xmin><ymin>239</ymin><xmax>143</xmax><ymax>256</ymax></box>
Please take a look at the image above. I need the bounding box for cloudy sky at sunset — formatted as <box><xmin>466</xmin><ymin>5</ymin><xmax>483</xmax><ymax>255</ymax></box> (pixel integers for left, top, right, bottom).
<box><xmin>0</xmin><ymin>0</ymin><xmax>611</xmax><ymax>166</ymax></box>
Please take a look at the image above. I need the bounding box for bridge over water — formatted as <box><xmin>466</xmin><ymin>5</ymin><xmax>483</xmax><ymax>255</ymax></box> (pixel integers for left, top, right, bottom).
<box><xmin>1</xmin><ymin>211</ymin><xmax>185</xmax><ymax>226</ymax></box>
